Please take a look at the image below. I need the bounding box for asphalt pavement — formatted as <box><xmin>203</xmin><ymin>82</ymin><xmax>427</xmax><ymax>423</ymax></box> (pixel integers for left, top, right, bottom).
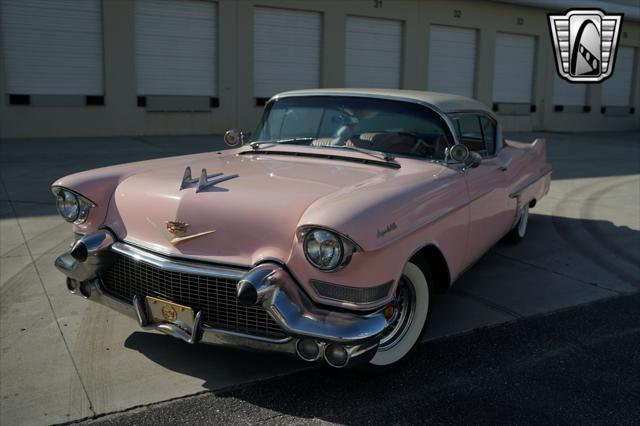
<box><xmin>85</xmin><ymin>293</ymin><xmax>640</xmax><ymax>425</ymax></box>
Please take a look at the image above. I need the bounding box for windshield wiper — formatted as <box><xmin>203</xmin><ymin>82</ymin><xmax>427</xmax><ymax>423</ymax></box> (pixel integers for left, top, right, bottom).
<box><xmin>249</xmin><ymin>137</ymin><xmax>315</xmax><ymax>149</ymax></box>
<box><xmin>333</xmin><ymin>145</ymin><xmax>397</xmax><ymax>163</ymax></box>
<box><xmin>248</xmin><ymin>138</ymin><xmax>397</xmax><ymax>164</ymax></box>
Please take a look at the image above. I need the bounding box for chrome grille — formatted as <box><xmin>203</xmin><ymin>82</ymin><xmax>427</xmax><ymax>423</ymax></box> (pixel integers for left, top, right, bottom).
<box><xmin>100</xmin><ymin>253</ymin><xmax>286</xmax><ymax>339</ymax></box>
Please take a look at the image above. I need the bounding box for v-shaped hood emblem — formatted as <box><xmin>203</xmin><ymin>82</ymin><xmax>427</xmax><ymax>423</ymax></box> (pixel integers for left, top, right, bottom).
<box><xmin>147</xmin><ymin>218</ymin><xmax>216</xmax><ymax>246</ymax></box>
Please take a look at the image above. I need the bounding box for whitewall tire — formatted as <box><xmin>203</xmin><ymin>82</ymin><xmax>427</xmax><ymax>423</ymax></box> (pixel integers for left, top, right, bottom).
<box><xmin>370</xmin><ymin>261</ymin><xmax>431</xmax><ymax>366</ymax></box>
<box><xmin>506</xmin><ymin>204</ymin><xmax>529</xmax><ymax>244</ymax></box>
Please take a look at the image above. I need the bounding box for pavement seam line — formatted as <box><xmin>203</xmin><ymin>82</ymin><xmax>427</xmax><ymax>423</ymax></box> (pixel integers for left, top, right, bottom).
<box><xmin>450</xmin><ymin>288</ymin><xmax>524</xmax><ymax>319</ymax></box>
<box><xmin>56</xmin><ymin>365</ymin><xmax>317</xmax><ymax>425</ymax></box>
<box><xmin>490</xmin><ymin>251</ymin><xmax>626</xmax><ymax>295</ymax></box>
<box><xmin>2</xmin><ymin>221</ymin><xmax>68</xmax><ymax>258</ymax></box>
<box><xmin>0</xmin><ymin>178</ymin><xmax>97</xmax><ymax>417</ymax></box>
<box><xmin>0</xmin><ymin>241</ymin><xmax>71</xmax><ymax>298</ymax></box>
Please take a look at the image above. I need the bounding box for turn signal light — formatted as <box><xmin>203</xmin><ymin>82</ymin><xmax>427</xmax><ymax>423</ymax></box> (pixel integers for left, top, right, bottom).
<box><xmin>383</xmin><ymin>303</ymin><xmax>395</xmax><ymax>319</ymax></box>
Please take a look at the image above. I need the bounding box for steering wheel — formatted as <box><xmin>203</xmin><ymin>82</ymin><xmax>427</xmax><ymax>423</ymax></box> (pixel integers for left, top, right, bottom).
<box><xmin>394</xmin><ymin>132</ymin><xmax>432</xmax><ymax>156</ymax></box>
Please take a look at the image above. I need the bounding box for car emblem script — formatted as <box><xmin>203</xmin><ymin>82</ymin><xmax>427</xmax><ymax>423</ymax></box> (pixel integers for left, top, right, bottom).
<box><xmin>548</xmin><ymin>9</ymin><xmax>623</xmax><ymax>83</ymax></box>
<box><xmin>166</xmin><ymin>220</ymin><xmax>189</xmax><ymax>235</ymax></box>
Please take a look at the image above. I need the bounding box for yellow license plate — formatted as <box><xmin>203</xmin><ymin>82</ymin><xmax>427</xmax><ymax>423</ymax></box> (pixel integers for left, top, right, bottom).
<box><xmin>145</xmin><ymin>295</ymin><xmax>195</xmax><ymax>327</ymax></box>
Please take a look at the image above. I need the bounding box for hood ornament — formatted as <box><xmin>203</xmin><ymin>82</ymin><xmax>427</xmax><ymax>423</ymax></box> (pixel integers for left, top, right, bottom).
<box><xmin>180</xmin><ymin>166</ymin><xmax>238</xmax><ymax>192</ymax></box>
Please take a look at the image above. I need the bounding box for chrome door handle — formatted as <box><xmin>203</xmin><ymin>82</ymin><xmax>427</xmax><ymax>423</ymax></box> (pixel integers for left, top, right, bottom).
<box><xmin>497</xmin><ymin>166</ymin><xmax>508</xmax><ymax>172</ymax></box>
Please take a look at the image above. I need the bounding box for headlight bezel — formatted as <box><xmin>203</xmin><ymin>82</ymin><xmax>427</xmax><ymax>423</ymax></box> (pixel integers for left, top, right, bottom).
<box><xmin>298</xmin><ymin>226</ymin><xmax>361</xmax><ymax>272</ymax></box>
<box><xmin>51</xmin><ymin>186</ymin><xmax>96</xmax><ymax>224</ymax></box>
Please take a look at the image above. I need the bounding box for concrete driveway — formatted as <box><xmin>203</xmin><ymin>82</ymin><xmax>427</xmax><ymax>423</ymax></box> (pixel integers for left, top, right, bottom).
<box><xmin>1</xmin><ymin>132</ymin><xmax>638</xmax><ymax>425</ymax></box>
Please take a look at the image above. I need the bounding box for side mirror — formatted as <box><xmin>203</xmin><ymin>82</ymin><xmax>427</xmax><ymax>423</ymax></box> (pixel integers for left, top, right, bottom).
<box><xmin>224</xmin><ymin>129</ymin><xmax>247</xmax><ymax>147</ymax></box>
<box><xmin>465</xmin><ymin>151</ymin><xmax>482</xmax><ymax>168</ymax></box>
<box><xmin>448</xmin><ymin>143</ymin><xmax>470</xmax><ymax>162</ymax></box>
<box><xmin>446</xmin><ymin>144</ymin><xmax>481</xmax><ymax>168</ymax></box>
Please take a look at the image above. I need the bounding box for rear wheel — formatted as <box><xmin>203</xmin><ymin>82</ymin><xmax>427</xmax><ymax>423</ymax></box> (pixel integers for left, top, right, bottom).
<box><xmin>506</xmin><ymin>204</ymin><xmax>529</xmax><ymax>244</ymax></box>
<box><xmin>369</xmin><ymin>261</ymin><xmax>431</xmax><ymax>366</ymax></box>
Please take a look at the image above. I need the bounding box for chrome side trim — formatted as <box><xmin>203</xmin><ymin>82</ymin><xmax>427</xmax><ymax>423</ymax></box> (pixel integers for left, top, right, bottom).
<box><xmin>111</xmin><ymin>242</ymin><xmax>245</xmax><ymax>281</ymax></box>
<box><xmin>509</xmin><ymin>168</ymin><xmax>553</xmax><ymax>199</ymax></box>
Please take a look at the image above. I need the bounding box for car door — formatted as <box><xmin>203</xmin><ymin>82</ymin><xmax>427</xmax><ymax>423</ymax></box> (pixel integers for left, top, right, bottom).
<box><xmin>451</xmin><ymin>113</ymin><xmax>513</xmax><ymax>265</ymax></box>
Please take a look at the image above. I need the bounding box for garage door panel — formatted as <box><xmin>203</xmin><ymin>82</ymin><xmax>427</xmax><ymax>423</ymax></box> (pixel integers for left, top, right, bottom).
<box><xmin>254</xmin><ymin>45</ymin><xmax>321</xmax><ymax>61</ymax></box>
<box><xmin>429</xmin><ymin>57</ymin><xmax>478</xmax><ymax>70</ymax></box>
<box><xmin>1</xmin><ymin>0</ymin><xmax>104</xmax><ymax>95</ymax></box>
<box><xmin>552</xmin><ymin>73</ymin><xmax>587</xmax><ymax>106</ymax></box>
<box><xmin>254</xmin><ymin>66</ymin><xmax>321</xmax><ymax>79</ymax></box>
<box><xmin>345</xmin><ymin>50</ymin><xmax>401</xmax><ymax>64</ymax></box>
<box><xmin>345</xmin><ymin>16</ymin><xmax>402</xmax><ymax>89</ymax></box>
<box><xmin>135</xmin><ymin>0</ymin><xmax>217</xmax><ymax>97</ymax></box>
<box><xmin>253</xmin><ymin>29</ymin><xmax>321</xmax><ymax>42</ymax></box>
<box><xmin>602</xmin><ymin>47</ymin><xmax>636</xmax><ymax>107</ymax></box>
<box><xmin>347</xmin><ymin>31</ymin><xmax>400</xmax><ymax>47</ymax></box>
<box><xmin>254</xmin><ymin>7</ymin><xmax>321</xmax><ymax>98</ymax></box>
<box><xmin>492</xmin><ymin>33</ymin><xmax>535</xmax><ymax>104</ymax></box>
<box><xmin>428</xmin><ymin>25</ymin><xmax>477</xmax><ymax>98</ymax></box>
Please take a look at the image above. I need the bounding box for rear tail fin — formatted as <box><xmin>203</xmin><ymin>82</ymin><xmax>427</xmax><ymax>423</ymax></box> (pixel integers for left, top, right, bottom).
<box><xmin>531</xmin><ymin>138</ymin><xmax>546</xmax><ymax>157</ymax></box>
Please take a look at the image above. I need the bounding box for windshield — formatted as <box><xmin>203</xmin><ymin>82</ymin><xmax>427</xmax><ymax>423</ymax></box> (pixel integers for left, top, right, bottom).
<box><xmin>251</xmin><ymin>96</ymin><xmax>454</xmax><ymax>160</ymax></box>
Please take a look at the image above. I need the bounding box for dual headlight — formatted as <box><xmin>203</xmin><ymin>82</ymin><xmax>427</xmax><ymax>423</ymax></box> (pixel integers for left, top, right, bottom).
<box><xmin>299</xmin><ymin>227</ymin><xmax>360</xmax><ymax>271</ymax></box>
<box><xmin>52</xmin><ymin>187</ymin><xmax>95</xmax><ymax>224</ymax></box>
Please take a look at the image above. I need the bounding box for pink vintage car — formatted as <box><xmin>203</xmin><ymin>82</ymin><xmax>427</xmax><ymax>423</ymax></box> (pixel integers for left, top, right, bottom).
<box><xmin>53</xmin><ymin>89</ymin><xmax>551</xmax><ymax>368</ymax></box>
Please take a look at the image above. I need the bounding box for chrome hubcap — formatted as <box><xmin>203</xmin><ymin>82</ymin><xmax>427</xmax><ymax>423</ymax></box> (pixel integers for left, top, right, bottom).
<box><xmin>379</xmin><ymin>276</ymin><xmax>416</xmax><ymax>351</ymax></box>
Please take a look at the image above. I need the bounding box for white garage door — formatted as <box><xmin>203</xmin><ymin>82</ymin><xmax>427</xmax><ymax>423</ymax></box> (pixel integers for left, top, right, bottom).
<box><xmin>601</xmin><ymin>46</ymin><xmax>636</xmax><ymax>106</ymax></box>
<box><xmin>135</xmin><ymin>0</ymin><xmax>217</xmax><ymax>96</ymax></box>
<box><xmin>492</xmin><ymin>33</ymin><xmax>536</xmax><ymax>103</ymax></box>
<box><xmin>254</xmin><ymin>7</ymin><xmax>321</xmax><ymax>99</ymax></box>
<box><xmin>0</xmin><ymin>0</ymin><xmax>103</xmax><ymax>95</ymax></box>
<box><xmin>344</xmin><ymin>16</ymin><xmax>402</xmax><ymax>89</ymax></box>
<box><xmin>428</xmin><ymin>25</ymin><xmax>477</xmax><ymax>98</ymax></box>
<box><xmin>552</xmin><ymin>73</ymin><xmax>587</xmax><ymax>106</ymax></box>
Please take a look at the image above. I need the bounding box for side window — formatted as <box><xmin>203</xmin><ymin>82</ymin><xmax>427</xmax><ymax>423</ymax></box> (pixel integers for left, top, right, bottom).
<box><xmin>479</xmin><ymin>116</ymin><xmax>496</xmax><ymax>156</ymax></box>
<box><xmin>453</xmin><ymin>115</ymin><xmax>487</xmax><ymax>156</ymax></box>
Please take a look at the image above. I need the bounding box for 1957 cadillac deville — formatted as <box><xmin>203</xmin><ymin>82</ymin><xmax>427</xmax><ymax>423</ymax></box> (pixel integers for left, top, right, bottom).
<box><xmin>53</xmin><ymin>89</ymin><xmax>551</xmax><ymax>368</ymax></box>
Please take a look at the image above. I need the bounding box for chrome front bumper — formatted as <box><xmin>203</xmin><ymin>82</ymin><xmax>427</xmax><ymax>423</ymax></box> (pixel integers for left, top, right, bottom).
<box><xmin>55</xmin><ymin>230</ymin><xmax>389</xmax><ymax>368</ymax></box>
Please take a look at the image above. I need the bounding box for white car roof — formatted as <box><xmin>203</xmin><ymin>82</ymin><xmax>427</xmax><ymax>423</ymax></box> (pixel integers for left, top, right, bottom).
<box><xmin>273</xmin><ymin>88</ymin><xmax>493</xmax><ymax>116</ymax></box>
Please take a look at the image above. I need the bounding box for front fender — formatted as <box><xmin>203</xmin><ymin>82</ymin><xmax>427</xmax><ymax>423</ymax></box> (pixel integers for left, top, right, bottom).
<box><xmin>286</xmin><ymin>164</ymin><xmax>470</xmax><ymax>310</ymax></box>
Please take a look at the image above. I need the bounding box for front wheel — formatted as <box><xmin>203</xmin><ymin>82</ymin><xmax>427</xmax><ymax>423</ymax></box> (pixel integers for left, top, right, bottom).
<box><xmin>369</xmin><ymin>261</ymin><xmax>431</xmax><ymax>366</ymax></box>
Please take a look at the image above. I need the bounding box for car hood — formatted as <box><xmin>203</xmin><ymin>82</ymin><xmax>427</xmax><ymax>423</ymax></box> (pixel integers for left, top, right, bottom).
<box><xmin>105</xmin><ymin>150</ymin><xmax>398</xmax><ymax>266</ymax></box>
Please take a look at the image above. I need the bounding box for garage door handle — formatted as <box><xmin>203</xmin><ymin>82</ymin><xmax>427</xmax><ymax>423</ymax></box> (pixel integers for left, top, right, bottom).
<box><xmin>497</xmin><ymin>166</ymin><xmax>508</xmax><ymax>172</ymax></box>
